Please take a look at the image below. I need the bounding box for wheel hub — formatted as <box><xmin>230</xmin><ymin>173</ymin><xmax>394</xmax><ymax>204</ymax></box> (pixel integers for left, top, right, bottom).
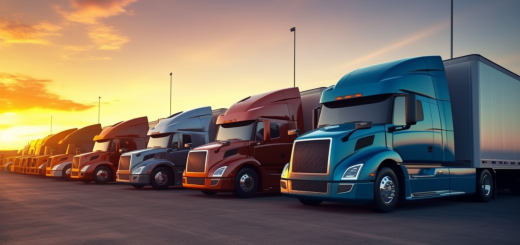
<box><xmin>239</xmin><ymin>173</ymin><xmax>254</xmax><ymax>192</ymax></box>
<box><xmin>65</xmin><ymin>168</ymin><xmax>71</xmax><ymax>176</ymax></box>
<box><xmin>482</xmin><ymin>175</ymin><xmax>491</xmax><ymax>196</ymax></box>
<box><xmin>155</xmin><ymin>171</ymin><xmax>168</xmax><ymax>186</ymax></box>
<box><xmin>379</xmin><ymin>176</ymin><xmax>396</xmax><ymax>204</ymax></box>
<box><xmin>96</xmin><ymin>169</ymin><xmax>108</xmax><ymax>180</ymax></box>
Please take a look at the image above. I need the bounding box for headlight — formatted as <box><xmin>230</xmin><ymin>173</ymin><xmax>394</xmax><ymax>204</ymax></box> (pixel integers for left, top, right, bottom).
<box><xmin>132</xmin><ymin>166</ymin><xmax>145</xmax><ymax>175</ymax></box>
<box><xmin>80</xmin><ymin>165</ymin><xmax>90</xmax><ymax>173</ymax></box>
<box><xmin>212</xmin><ymin>166</ymin><xmax>227</xmax><ymax>177</ymax></box>
<box><xmin>52</xmin><ymin>165</ymin><xmax>59</xmax><ymax>170</ymax></box>
<box><xmin>281</xmin><ymin>163</ymin><xmax>289</xmax><ymax>179</ymax></box>
<box><xmin>341</xmin><ymin>163</ymin><xmax>364</xmax><ymax>180</ymax></box>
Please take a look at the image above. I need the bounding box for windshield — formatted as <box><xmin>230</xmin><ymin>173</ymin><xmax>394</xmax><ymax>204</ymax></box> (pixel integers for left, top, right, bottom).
<box><xmin>147</xmin><ymin>133</ymin><xmax>171</xmax><ymax>148</ymax></box>
<box><xmin>216</xmin><ymin>121</ymin><xmax>254</xmax><ymax>141</ymax></box>
<box><xmin>93</xmin><ymin>140</ymin><xmax>110</xmax><ymax>152</ymax></box>
<box><xmin>318</xmin><ymin>94</ymin><xmax>393</xmax><ymax>127</ymax></box>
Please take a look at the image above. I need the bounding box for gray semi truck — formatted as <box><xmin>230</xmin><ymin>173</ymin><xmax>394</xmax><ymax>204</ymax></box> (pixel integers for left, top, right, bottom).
<box><xmin>116</xmin><ymin>107</ymin><xmax>227</xmax><ymax>190</ymax></box>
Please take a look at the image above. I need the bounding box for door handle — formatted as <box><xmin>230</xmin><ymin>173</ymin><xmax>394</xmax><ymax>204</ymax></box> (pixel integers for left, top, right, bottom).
<box><xmin>428</xmin><ymin>146</ymin><xmax>433</xmax><ymax>152</ymax></box>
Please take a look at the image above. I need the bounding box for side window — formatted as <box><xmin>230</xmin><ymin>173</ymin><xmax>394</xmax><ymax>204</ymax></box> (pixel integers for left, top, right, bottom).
<box><xmin>255</xmin><ymin>122</ymin><xmax>264</xmax><ymax>141</ymax></box>
<box><xmin>109</xmin><ymin>139</ymin><xmax>118</xmax><ymax>152</ymax></box>
<box><xmin>171</xmin><ymin>134</ymin><xmax>179</xmax><ymax>150</ymax></box>
<box><xmin>416</xmin><ymin>100</ymin><xmax>424</xmax><ymax>121</ymax></box>
<box><xmin>270</xmin><ymin>123</ymin><xmax>280</xmax><ymax>138</ymax></box>
<box><xmin>120</xmin><ymin>139</ymin><xmax>137</xmax><ymax>151</ymax></box>
<box><xmin>182</xmin><ymin>134</ymin><xmax>192</xmax><ymax>149</ymax></box>
<box><xmin>393</xmin><ymin>97</ymin><xmax>406</xmax><ymax>125</ymax></box>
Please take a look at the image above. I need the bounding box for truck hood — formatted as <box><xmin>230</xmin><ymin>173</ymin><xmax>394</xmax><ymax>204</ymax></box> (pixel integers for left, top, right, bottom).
<box><xmin>122</xmin><ymin>148</ymin><xmax>168</xmax><ymax>171</ymax></box>
<box><xmin>75</xmin><ymin>151</ymin><xmax>106</xmax><ymax>167</ymax></box>
<box><xmin>189</xmin><ymin>140</ymin><xmax>251</xmax><ymax>175</ymax></box>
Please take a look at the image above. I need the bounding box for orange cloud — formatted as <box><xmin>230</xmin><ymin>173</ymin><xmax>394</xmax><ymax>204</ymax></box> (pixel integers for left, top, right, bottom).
<box><xmin>0</xmin><ymin>73</ymin><xmax>94</xmax><ymax>112</ymax></box>
<box><xmin>0</xmin><ymin>18</ymin><xmax>62</xmax><ymax>45</ymax></box>
<box><xmin>88</xmin><ymin>24</ymin><xmax>129</xmax><ymax>50</ymax></box>
<box><xmin>55</xmin><ymin>0</ymin><xmax>137</xmax><ymax>25</ymax></box>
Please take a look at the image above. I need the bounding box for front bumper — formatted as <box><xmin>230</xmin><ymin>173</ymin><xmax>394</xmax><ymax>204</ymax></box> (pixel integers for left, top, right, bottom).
<box><xmin>116</xmin><ymin>174</ymin><xmax>150</xmax><ymax>185</ymax></box>
<box><xmin>182</xmin><ymin>177</ymin><xmax>235</xmax><ymax>191</ymax></box>
<box><xmin>280</xmin><ymin>179</ymin><xmax>374</xmax><ymax>204</ymax></box>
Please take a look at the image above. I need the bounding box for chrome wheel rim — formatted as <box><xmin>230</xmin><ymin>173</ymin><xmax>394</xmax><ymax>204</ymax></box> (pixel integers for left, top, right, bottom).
<box><xmin>482</xmin><ymin>174</ymin><xmax>491</xmax><ymax>196</ymax></box>
<box><xmin>96</xmin><ymin>169</ymin><xmax>108</xmax><ymax>180</ymax></box>
<box><xmin>239</xmin><ymin>173</ymin><xmax>254</xmax><ymax>193</ymax></box>
<box><xmin>154</xmin><ymin>171</ymin><xmax>168</xmax><ymax>186</ymax></box>
<box><xmin>65</xmin><ymin>168</ymin><xmax>71</xmax><ymax>176</ymax></box>
<box><xmin>379</xmin><ymin>176</ymin><xmax>396</xmax><ymax>204</ymax></box>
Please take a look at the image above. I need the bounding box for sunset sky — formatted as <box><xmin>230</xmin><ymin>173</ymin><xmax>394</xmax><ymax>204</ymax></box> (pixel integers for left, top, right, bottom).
<box><xmin>1</xmin><ymin>0</ymin><xmax>519</xmax><ymax>150</ymax></box>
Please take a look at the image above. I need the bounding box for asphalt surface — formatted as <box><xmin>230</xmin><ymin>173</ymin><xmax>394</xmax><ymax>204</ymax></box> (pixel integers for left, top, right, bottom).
<box><xmin>1</xmin><ymin>172</ymin><xmax>519</xmax><ymax>245</ymax></box>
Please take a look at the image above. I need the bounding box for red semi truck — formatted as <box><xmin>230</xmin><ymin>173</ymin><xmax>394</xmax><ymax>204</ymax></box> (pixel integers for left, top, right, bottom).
<box><xmin>71</xmin><ymin>117</ymin><xmax>149</xmax><ymax>184</ymax></box>
<box><xmin>46</xmin><ymin>124</ymin><xmax>102</xmax><ymax>180</ymax></box>
<box><xmin>182</xmin><ymin>87</ymin><xmax>325</xmax><ymax>197</ymax></box>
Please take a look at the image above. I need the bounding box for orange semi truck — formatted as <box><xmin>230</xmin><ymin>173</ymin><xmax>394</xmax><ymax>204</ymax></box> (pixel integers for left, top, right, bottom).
<box><xmin>183</xmin><ymin>87</ymin><xmax>324</xmax><ymax>197</ymax></box>
<box><xmin>31</xmin><ymin>128</ymin><xmax>78</xmax><ymax>176</ymax></box>
<box><xmin>71</xmin><ymin>117</ymin><xmax>149</xmax><ymax>184</ymax></box>
<box><xmin>46</xmin><ymin>124</ymin><xmax>102</xmax><ymax>180</ymax></box>
<box><xmin>15</xmin><ymin>140</ymin><xmax>38</xmax><ymax>173</ymax></box>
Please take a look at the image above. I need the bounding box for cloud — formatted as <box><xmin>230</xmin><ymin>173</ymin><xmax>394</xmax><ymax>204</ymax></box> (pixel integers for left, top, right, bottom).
<box><xmin>0</xmin><ymin>18</ymin><xmax>62</xmax><ymax>45</ymax></box>
<box><xmin>88</xmin><ymin>24</ymin><xmax>129</xmax><ymax>50</ymax></box>
<box><xmin>0</xmin><ymin>73</ymin><xmax>94</xmax><ymax>112</ymax></box>
<box><xmin>55</xmin><ymin>0</ymin><xmax>137</xmax><ymax>25</ymax></box>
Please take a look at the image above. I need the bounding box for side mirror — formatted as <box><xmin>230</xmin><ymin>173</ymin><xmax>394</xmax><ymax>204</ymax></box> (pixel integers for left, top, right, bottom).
<box><xmin>405</xmin><ymin>94</ymin><xmax>417</xmax><ymax>125</ymax></box>
<box><xmin>119</xmin><ymin>148</ymin><xmax>128</xmax><ymax>154</ymax></box>
<box><xmin>184</xmin><ymin>143</ymin><xmax>192</xmax><ymax>149</ymax></box>
<box><xmin>288</xmin><ymin>129</ymin><xmax>300</xmax><ymax>137</ymax></box>
<box><xmin>312</xmin><ymin>106</ymin><xmax>321</xmax><ymax>130</ymax></box>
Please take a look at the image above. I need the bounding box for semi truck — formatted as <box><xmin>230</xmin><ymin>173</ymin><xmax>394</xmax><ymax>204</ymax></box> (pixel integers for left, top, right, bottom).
<box><xmin>25</xmin><ymin>136</ymin><xmax>53</xmax><ymax>174</ymax></box>
<box><xmin>116</xmin><ymin>107</ymin><xmax>227</xmax><ymax>190</ymax></box>
<box><xmin>31</xmin><ymin>128</ymin><xmax>78</xmax><ymax>176</ymax></box>
<box><xmin>15</xmin><ymin>140</ymin><xmax>38</xmax><ymax>173</ymax></box>
<box><xmin>1</xmin><ymin>150</ymin><xmax>19</xmax><ymax>172</ymax></box>
<box><xmin>46</xmin><ymin>124</ymin><xmax>102</xmax><ymax>180</ymax></box>
<box><xmin>7</xmin><ymin>145</ymin><xmax>28</xmax><ymax>172</ymax></box>
<box><xmin>71</xmin><ymin>117</ymin><xmax>149</xmax><ymax>184</ymax></box>
<box><xmin>281</xmin><ymin>54</ymin><xmax>520</xmax><ymax>212</ymax></box>
<box><xmin>182</xmin><ymin>87</ymin><xmax>325</xmax><ymax>197</ymax></box>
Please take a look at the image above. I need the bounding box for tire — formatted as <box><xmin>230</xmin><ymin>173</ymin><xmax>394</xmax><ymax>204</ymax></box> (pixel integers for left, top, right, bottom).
<box><xmin>298</xmin><ymin>199</ymin><xmax>322</xmax><ymax>206</ymax></box>
<box><xmin>93</xmin><ymin>166</ymin><xmax>112</xmax><ymax>184</ymax></box>
<box><xmin>233</xmin><ymin>167</ymin><xmax>258</xmax><ymax>198</ymax></box>
<box><xmin>475</xmin><ymin>169</ymin><xmax>493</xmax><ymax>202</ymax></box>
<box><xmin>150</xmin><ymin>167</ymin><xmax>172</xmax><ymax>190</ymax></box>
<box><xmin>132</xmin><ymin>184</ymin><xmax>145</xmax><ymax>189</ymax></box>
<box><xmin>62</xmin><ymin>165</ymin><xmax>72</xmax><ymax>181</ymax></box>
<box><xmin>370</xmin><ymin>167</ymin><xmax>399</xmax><ymax>213</ymax></box>
<box><xmin>201</xmin><ymin>191</ymin><xmax>217</xmax><ymax>195</ymax></box>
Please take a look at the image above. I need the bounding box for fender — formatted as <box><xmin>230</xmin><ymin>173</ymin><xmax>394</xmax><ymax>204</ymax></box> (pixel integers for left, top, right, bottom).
<box><xmin>332</xmin><ymin>147</ymin><xmax>403</xmax><ymax>181</ymax></box>
<box><xmin>84</xmin><ymin>160</ymin><xmax>115</xmax><ymax>174</ymax></box>
<box><xmin>3</xmin><ymin>162</ymin><xmax>12</xmax><ymax>171</ymax></box>
<box><xmin>139</xmin><ymin>159</ymin><xmax>175</xmax><ymax>175</ymax></box>
<box><xmin>218</xmin><ymin>157</ymin><xmax>263</xmax><ymax>178</ymax></box>
<box><xmin>53</xmin><ymin>161</ymin><xmax>72</xmax><ymax>171</ymax></box>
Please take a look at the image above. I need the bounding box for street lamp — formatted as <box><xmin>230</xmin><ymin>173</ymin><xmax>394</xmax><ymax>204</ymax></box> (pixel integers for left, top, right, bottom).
<box><xmin>290</xmin><ymin>27</ymin><xmax>296</xmax><ymax>87</ymax></box>
<box><xmin>170</xmin><ymin>72</ymin><xmax>172</xmax><ymax>115</ymax></box>
<box><xmin>451</xmin><ymin>0</ymin><xmax>453</xmax><ymax>59</ymax></box>
<box><xmin>98</xmin><ymin>96</ymin><xmax>101</xmax><ymax>124</ymax></box>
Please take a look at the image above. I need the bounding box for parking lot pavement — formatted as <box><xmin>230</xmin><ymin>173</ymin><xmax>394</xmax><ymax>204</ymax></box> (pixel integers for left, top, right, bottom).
<box><xmin>1</xmin><ymin>172</ymin><xmax>519</xmax><ymax>245</ymax></box>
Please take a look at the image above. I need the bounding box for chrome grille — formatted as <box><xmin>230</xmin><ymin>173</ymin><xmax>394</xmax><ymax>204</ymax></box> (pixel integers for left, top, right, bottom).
<box><xmin>291</xmin><ymin>139</ymin><xmax>330</xmax><ymax>174</ymax></box>
<box><xmin>291</xmin><ymin>180</ymin><xmax>328</xmax><ymax>193</ymax></box>
<box><xmin>186</xmin><ymin>152</ymin><xmax>206</xmax><ymax>173</ymax></box>
<box><xmin>119</xmin><ymin>156</ymin><xmax>131</xmax><ymax>170</ymax></box>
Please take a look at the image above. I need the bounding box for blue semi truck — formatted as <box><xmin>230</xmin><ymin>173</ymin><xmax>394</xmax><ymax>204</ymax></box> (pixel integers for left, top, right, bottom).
<box><xmin>281</xmin><ymin>54</ymin><xmax>520</xmax><ymax>212</ymax></box>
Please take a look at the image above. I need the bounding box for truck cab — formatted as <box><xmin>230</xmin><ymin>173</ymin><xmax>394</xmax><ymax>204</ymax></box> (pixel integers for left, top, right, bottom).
<box><xmin>71</xmin><ymin>117</ymin><xmax>149</xmax><ymax>184</ymax></box>
<box><xmin>116</xmin><ymin>107</ymin><xmax>227</xmax><ymax>190</ymax></box>
<box><xmin>17</xmin><ymin>140</ymin><xmax>38</xmax><ymax>173</ymax></box>
<box><xmin>26</xmin><ymin>136</ymin><xmax>52</xmax><ymax>174</ymax></box>
<box><xmin>182</xmin><ymin>87</ymin><xmax>324</xmax><ymax>197</ymax></box>
<box><xmin>46</xmin><ymin>124</ymin><xmax>102</xmax><ymax>180</ymax></box>
<box><xmin>30</xmin><ymin>128</ymin><xmax>78</xmax><ymax>176</ymax></box>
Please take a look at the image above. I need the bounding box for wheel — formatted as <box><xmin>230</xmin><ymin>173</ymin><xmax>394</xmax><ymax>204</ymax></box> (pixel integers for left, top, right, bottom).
<box><xmin>132</xmin><ymin>184</ymin><xmax>145</xmax><ymax>189</ymax></box>
<box><xmin>93</xmin><ymin>166</ymin><xmax>112</xmax><ymax>184</ymax></box>
<box><xmin>233</xmin><ymin>167</ymin><xmax>258</xmax><ymax>198</ymax></box>
<box><xmin>62</xmin><ymin>165</ymin><xmax>72</xmax><ymax>181</ymax></box>
<box><xmin>150</xmin><ymin>167</ymin><xmax>172</xmax><ymax>190</ymax></box>
<box><xmin>201</xmin><ymin>191</ymin><xmax>217</xmax><ymax>195</ymax></box>
<box><xmin>475</xmin><ymin>169</ymin><xmax>493</xmax><ymax>202</ymax></box>
<box><xmin>370</xmin><ymin>167</ymin><xmax>399</xmax><ymax>213</ymax></box>
<box><xmin>298</xmin><ymin>199</ymin><xmax>322</xmax><ymax>206</ymax></box>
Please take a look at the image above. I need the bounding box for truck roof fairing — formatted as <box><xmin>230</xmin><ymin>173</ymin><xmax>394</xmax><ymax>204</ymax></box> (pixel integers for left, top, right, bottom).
<box><xmin>59</xmin><ymin>124</ymin><xmax>102</xmax><ymax>144</ymax></box>
<box><xmin>42</xmin><ymin>128</ymin><xmax>77</xmax><ymax>146</ymax></box>
<box><xmin>148</xmin><ymin>107</ymin><xmax>223</xmax><ymax>135</ymax></box>
<box><xmin>217</xmin><ymin>87</ymin><xmax>301</xmax><ymax>124</ymax></box>
<box><xmin>93</xmin><ymin>117</ymin><xmax>148</xmax><ymax>141</ymax></box>
<box><xmin>322</xmin><ymin>56</ymin><xmax>449</xmax><ymax>103</ymax></box>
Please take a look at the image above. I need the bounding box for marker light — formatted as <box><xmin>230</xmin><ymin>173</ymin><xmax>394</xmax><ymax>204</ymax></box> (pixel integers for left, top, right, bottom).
<box><xmin>223</xmin><ymin>119</ymin><xmax>237</xmax><ymax>124</ymax></box>
<box><xmin>335</xmin><ymin>93</ymin><xmax>363</xmax><ymax>101</ymax></box>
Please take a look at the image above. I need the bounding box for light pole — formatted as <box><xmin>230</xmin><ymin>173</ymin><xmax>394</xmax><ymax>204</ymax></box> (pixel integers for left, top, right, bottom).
<box><xmin>451</xmin><ymin>0</ymin><xmax>453</xmax><ymax>59</ymax></box>
<box><xmin>50</xmin><ymin>116</ymin><xmax>52</xmax><ymax>134</ymax></box>
<box><xmin>170</xmin><ymin>72</ymin><xmax>172</xmax><ymax>115</ymax></box>
<box><xmin>290</xmin><ymin>27</ymin><xmax>296</xmax><ymax>87</ymax></box>
<box><xmin>98</xmin><ymin>96</ymin><xmax>101</xmax><ymax>124</ymax></box>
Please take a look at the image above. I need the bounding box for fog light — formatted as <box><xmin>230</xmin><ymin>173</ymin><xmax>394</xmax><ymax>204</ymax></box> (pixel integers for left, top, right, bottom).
<box><xmin>210</xmin><ymin>179</ymin><xmax>219</xmax><ymax>186</ymax></box>
<box><xmin>133</xmin><ymin>176</ymin><xmax>139</xmax><ymax>181</ymax></box>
